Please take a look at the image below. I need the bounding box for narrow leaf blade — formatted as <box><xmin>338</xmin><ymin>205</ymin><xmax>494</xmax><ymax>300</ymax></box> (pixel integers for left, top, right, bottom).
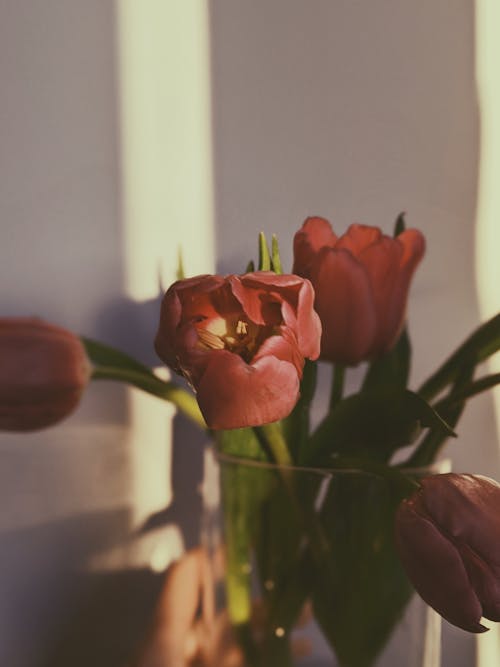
<box><xmin>258</xmin><ymin>232</ymin><xmax>271</xmax><ymax>271</ymax></box>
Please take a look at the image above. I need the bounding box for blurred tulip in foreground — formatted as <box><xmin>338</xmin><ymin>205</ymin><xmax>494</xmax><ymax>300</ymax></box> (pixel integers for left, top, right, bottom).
<box><xmin>155</xmin><ymin>272</ymin><xmax>321</xmax><ymax>429</ymax></box>
<box><xmin>0</xmin><ymin>317</ymin><xmax>91</xmax><ymax>431</ymax></box>
<box><xmin>293</xmin><ymin>217</ymin><xmax>425</xmax><ymax>365</ymax></box>
<box><xmin>395</xmin><ymin>473</ymin><xmax>500</xmax><ymax>632</ymax></box>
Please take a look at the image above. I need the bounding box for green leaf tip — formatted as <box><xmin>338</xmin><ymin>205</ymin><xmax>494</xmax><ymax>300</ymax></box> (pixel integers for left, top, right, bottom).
<box><xmin>271</xmin><ymin>235</ymin><xmax>283</xmax><ymax>274</ymax></box>
<box><xmin>176</xmin><ymin>247</ymin><xmax>186</xmax><ymax>280</ymax></box>
<box><xmin>394</xmin><ymin>212</ymin><xmax>406</xmax><ymax>237</ymax></box>
<box><xmin>307</xmin><ymin>388</ymin><xmax>456</xmax><ymax>465</ymax></box>
<box><xmin>258</xmin><ymin>231</ymin><xmax>271</xmax><ymax>271</ymax></box>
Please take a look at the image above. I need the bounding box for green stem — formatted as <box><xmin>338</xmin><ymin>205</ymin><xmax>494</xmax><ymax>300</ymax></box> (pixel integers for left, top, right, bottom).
<box><xmin>404</xmin><ymin>372</ymin><xmax>500</xmax><ymax>468</ymax></box>
<box><xmin>418</xmin><ymin>313</ymin><xmax>500</xmax><ymax>401</ymax></box>
<box><xmin>91</xmin><ymin>365</ymin><xmax>207</xmax><ymax>430</ymax></box>
<box><xmin>255</xmin><ymin>423</ymin><xmax>331</xmax><ymax>553</ymax></box>
<box><xmin>330</xmin><ymin>458</ymin><xmax>421</xmax><ymax>495</ymax></box>
<box><xmin>330</xmin><ymin>364</ymin><xmax>345</xmax><ymax>411</ymax></box>
<box><xmin>255</xmin><ymin>422</ymin><xmax>293</xmax><ymax>466</ymax></box>
<box><xmin>433</xmin><ymin>371</ymin><xmax>500</xmax><ymax>412</ymax></box>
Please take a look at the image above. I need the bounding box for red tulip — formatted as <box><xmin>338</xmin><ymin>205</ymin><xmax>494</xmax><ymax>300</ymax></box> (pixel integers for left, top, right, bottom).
<box><xmin>0</xmin><ymin>318</ymin><xmax>91</xmax><ymax>431</ymax></box>
<box><xmin>293</xmin><ymin>217</ymin><xmax>425</xmax><ymax>365</ymax></box>
<box><xmin>154</xmin><ymin>272</ymin><xmax>321</xmax><ymax>429</ymax></box>
<box><xmin>395</xmin><ymin>473</ymin><xmax>500</xmax><ymax>632</ymax></box>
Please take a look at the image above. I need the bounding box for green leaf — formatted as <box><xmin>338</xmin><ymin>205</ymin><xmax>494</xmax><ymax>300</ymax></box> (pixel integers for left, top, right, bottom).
<box><xmin>216</xmin><ymin>427</ymin><xmax>270</xmax><ymax>462</ymax></box>
<box><xmin>307</xmin><ymin>389</ymin><xmax>455</xmax><ymax>464</ymax></box>
<box><xmin>405</xmin><ymin>366</ymin><xmax>500</xmax><ymax>467</ymax></box>
<box><xmin>245</xmin><ymin>259</ymin><xmax>255</xmax><ymax>273</ymax></box>
<box><xmin>258</xmin><ymin>232</ymin><xmax>271</xmax><ymax>271</ymax></box>
<box><xmin>271</xmin><ymin>235</ymin><xmax>283</xmax><ymax>274</ymax></box>
<box><xmin>282</xmin><ymin>360</ymin><xmax>317</xmax><ymax>463</ymax></box>
<box><xmin>254</xmin><ymin>422</ymin><xmax>292</xmax><ymax>466</ymax></box>
<box><xmin>312</xmin><ymin>473</ymin><xmax>414</xmax><ymax>667</ymax></box>
<box><xmin>176</xmin><ymin>247</ymin><xmax>186</xmax><ymax>280</ymax></box>
<box><xmin>82</xmin><ymin>337</ymin><xmax>156</xmax><ymax>377</ymax></box>
<box><xmin>418</xmin><ymin>313</ymin><xmax>500</xmax><ymax>401</ymax></box>
<box><xmin>362</xmin><ymin>328</ymin><xmax>411</xmax><ymax>394</ymax></box>
<box><xmin>329</xmin><ymin>364</ymin><xmax>345</xmax><ymax>411</ymax></box>
<box><xmin>436</xmin><ymin>371</ymin><xmax>500</xmax><ymax>406</ymax></box>
<box><xmin>83</xmin><ymin>337</ymin><xmax>206</xmax><ymax>429</ymax></box>
<box><xmin>394</xmin><ymin>211</ymin><xmax>406</xmax><ymax>237</ymax></box>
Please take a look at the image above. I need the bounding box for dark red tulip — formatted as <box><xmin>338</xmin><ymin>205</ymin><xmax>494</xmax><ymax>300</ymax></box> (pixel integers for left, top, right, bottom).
<box><xmin>0</xmin><ymin>318</ymin><xmax>91</xmax><ymax>431</ymax></box>
<box><xmin>395</xmin><ymin>473</ymin><xmax>500</xmax><ymax>632</ymax></box>
<box><xmin>293</xmin><ymin>217</ymin><xmax>425</xmax><ymax>365</ymax></box>
<box><xmin>154</xmin><ymin>272</ymin><xmax>321</xmax><ymax>429</ymax></box>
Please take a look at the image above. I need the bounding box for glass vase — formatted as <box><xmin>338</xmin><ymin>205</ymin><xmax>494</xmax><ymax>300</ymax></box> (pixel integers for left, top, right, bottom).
<box><xmin>201</xmin><ymin>449</ymin><xmax>446</xmax><ymax>667</ymax></box>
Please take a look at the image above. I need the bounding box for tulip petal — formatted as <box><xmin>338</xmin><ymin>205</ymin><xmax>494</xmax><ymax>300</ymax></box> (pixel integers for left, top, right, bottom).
<box><xmin>196</xmin><ymin>350</ymin><xmax>299</xmax><ymax>429</ymax></box>
<box><xmin>240</xmin><ymin>272</ymin><xmax>308</xmax><ymax>288</ymax></box>
<box><xmin>281</xmin><ymin>279</ymin><xmax>322</xmax><ymax>360</ymax></box>
<box><xmin>230</xmin><ymin>273</ymin><xmax>304</xmax><ymax>326</ymax></box>
<box><xmin>155</xmin><ymin>288</ymin><xmax>183</xmax><ymax>369</ymax></box>
<box><xmin>420</xmin><ymin>473</ymin><xmax>500</xmax><ymax>622</ymax></box>
<box><xmin>421</xmin><ymin>474</ymin><xmax>500</xmax><ymax>568</ymax></box>
<box><xmin>310</xmin><ymin>248</ymin><xmax>377</xmax><ymax>365</ymax></box>
<box><xmin>336</xmin><ymin>223</ymin><xmax>382</xmax><ymax>256</ymax></box>
<box><xmin>395</xmin><ymin>501</ymin><xmax>486</xmax><ymax>633</ymax></box>
<box><xmin>293</xmin><ymin>217</ymin><xmax>337</xmax><ymax>278</ymax></box>
<box><xmin>384</xmin><ymin>228</ymin><xmax>426</xmax><ymax>349</ymax></box>
<box><xmin>253</xmin><ymin>329</ymin><xmax>304</xmax><ymax>376</ymax></box>
<box><xmin>230</xmin><ymin>273</ymin><xmax>321</xmax><ymax>359</ymax></box>
<box><xmin>296</xmin><ymin>217</ymin><xmax>337</xmax><ymax>252</ymax></box>
<box><xmin>398</xmin><ymin>229</ymin><xmax>426</xmax><ymax>274</ymax></box>
<box><xmin>357</xmin><ymin>237</ymin><xmax>405</xmax><ymax>356</ymax></box>
<box><xmin>302</xmin><ymin>217</ymin><xmax>337</xmax><ymax>248</ymax></box>
<box><xmin>155</xmin><ymin>275</ymin><xmax>227</xmax><ymax>369</ymax></box>
<box><xmin>458</xmin><ymin>543</ymin><xmax>500</xmax><ymax>622</ymax></box>
<box><xmin>0</xmin><ymin>318</ymin><xmax>90</xmax><ymax>431</ymax></box>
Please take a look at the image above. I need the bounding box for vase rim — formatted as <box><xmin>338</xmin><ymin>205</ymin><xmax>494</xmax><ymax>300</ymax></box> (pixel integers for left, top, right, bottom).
<box><xmin>214</xmin><ymin>448</ymin><xmax>450</xmax><ymax>478</ymax></box>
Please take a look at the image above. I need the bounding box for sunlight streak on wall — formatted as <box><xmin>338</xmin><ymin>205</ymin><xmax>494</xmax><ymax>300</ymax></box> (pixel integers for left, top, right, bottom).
<box><xmin>475</xmin><ymin>0</ymin><xmax>500</xmax><ymax>664</ymax></box>
<box><xmin>116</xmin><ymin>0</ymin><xmax>214</xmax><ymax>526</ymax></box>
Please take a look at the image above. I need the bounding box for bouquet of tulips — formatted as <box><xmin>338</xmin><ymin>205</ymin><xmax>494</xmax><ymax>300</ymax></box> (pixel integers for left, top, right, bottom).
<box><xmin>2</xmin><ymin>215</ymin><xmax>500</xmax><ymax>666</ymax></box>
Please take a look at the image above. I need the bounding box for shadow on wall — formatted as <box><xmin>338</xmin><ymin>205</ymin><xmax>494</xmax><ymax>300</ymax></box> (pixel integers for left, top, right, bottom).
<box><xmin>139</xmin><ymin>415</ymin><xmax>207</xmax><ymax>551</ymax></box>
<box><xmin>94</xmin><ymin>292</ymin><xmax>164</xmax><ymax>369</ymax></box>
<box><xmin>24</xmin><ymin>411</ymin><xmax>206</xmax><ymax>667</ymax></box>
<box><xmin>42</xmin><ymin>567</ymin><xmax>163</xmax><ymax>667</ymax></box>
<box><xmin>0</xmin><ymin>411</ymin><xmax>205</xmax><ymax>667</ymax></box>
<box><xmin>0</xmin><ymin>510</ymin><xmax>132</xmax><ymax>667</ymax></box>
<box><xmin>93</xmin><ymin>290</ymin><xmax>207</xmax><ymax>551</ymax></box>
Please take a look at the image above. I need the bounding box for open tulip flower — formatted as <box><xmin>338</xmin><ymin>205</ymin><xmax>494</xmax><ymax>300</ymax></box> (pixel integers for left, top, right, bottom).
<box><xmin>0</xmin><ymin>317</ymin><xmax>91</xmax><ymax>431</ymax></box>
<box><xmin>154</xmin><ymin>272</ymin><xmax>321</xmax><ymax>429</ymax></box>
<box><xmin>395</xmin><ymin>473</ymin><xmax>500</xmax><ymax>633</ymax></box>
<box><xmin>293</xmin><ymin>217</ymin><xmax>425</xmax><ymax>365</ymax></box>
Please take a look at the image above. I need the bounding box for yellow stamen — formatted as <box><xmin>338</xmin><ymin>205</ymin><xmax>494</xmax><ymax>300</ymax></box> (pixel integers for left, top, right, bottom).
<box><xmin>236</xmin><ymin>320</ymin><xmax>248</xmax><ymax>336</ymax></box>
<box><xmin>197</xmin><ymin>328</ymin><xmax>225</xmax><ymax>350</ymax></box>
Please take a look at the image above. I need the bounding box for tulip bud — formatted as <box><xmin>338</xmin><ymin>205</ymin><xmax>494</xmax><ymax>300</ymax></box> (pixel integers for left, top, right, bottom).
<box><xmin>293</xmin><ymin>218</ymin><xmax>425</xmax><ymax>365</ymax></box>
<box><xmin>395</xmin><ymin>473</ymin><xmax>500</xmax><ymax>632</ymax></box>
<box><xmin>0</xmin><ymin>317</ymin><xmax>91</xmax><ymax>431</ymax></box>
